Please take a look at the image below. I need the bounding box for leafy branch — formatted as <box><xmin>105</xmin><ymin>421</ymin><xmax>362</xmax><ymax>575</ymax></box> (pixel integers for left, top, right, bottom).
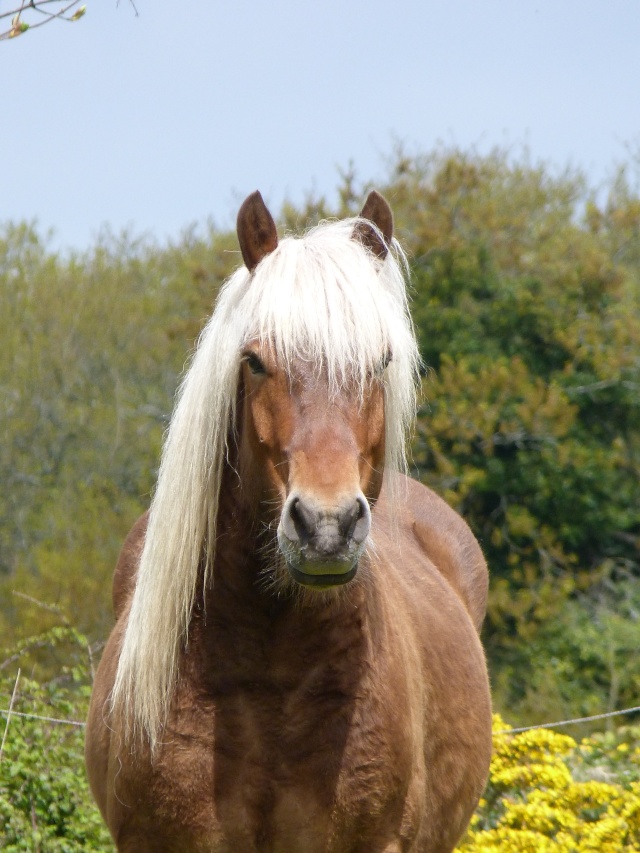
<box><xmin>0</xmin><ymin>0</ymin><xmax>86</xmax><ymax>40</ymax></box>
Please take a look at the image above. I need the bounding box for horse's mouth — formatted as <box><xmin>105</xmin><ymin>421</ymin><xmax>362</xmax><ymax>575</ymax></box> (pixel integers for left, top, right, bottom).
<box><xmin>286</xmin><ymin>560</ymin><xmax>359</xmax><ymax>589</ymax></box>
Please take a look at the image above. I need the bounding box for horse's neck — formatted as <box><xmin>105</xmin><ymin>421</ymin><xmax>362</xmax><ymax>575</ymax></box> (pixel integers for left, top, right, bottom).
<box><xmin>205</xmin><ymin>462</ymin><xmax>274</xmax><ymax>601</ymax></box>
<box><xmin>188</xmin><ymin>462</ymin><xmax>374</xmax><ymax>677</ymax></box>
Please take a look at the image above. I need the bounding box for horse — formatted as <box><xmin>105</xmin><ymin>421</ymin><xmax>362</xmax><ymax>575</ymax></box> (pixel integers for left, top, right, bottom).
<box><xmin>85</xmin><ymin>190</ymin><xmax>492</xmax><ymax>852</ymax></box>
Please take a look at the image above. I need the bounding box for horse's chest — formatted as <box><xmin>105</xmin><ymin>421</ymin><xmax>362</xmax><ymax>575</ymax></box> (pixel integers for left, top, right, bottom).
<box><xmin>134</xmin><ymin>672</ymin><xmax>419</xmax><ymax>852</ymax></box>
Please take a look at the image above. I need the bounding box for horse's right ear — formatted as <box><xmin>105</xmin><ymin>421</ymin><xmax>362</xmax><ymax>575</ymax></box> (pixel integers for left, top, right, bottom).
<box><xmin>237</xmin><ymin>191</ymin><xmax>279</xmax><ymax>273</ymax></box>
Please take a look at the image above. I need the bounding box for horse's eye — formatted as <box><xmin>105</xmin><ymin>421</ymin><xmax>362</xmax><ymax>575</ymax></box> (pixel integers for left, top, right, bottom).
<box><xmin>243</xmin><ymin>352</ymin><xmax>267</xmax><ymax>376</ymax></box>
<box><xmin>374</xmin><ymin>349</ymin><xmax>392</xmax><ymax>377</ymax></box>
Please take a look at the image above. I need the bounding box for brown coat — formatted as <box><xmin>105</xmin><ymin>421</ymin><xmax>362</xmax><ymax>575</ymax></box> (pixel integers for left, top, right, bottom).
<box><xmin>86</xmin><ymin>475</ymin><xmax>491</xmax><ymax>852</ymax></box>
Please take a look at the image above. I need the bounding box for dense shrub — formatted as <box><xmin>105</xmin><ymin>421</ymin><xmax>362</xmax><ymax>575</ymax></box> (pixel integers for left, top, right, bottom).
<box><xmin>457</xmin><ymin>716</ymin><xmax>640</xmax><ymax>852</ymax></box>
<box><xmin>0</xmin><ymin>631</ymin><xmax>113</xmax><ymax>851</ymax></box>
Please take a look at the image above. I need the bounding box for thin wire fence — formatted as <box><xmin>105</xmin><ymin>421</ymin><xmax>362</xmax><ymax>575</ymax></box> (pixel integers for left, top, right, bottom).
<box><xmin>0</xmin><ymin>708</ymin><xmax>85</xmax><ymax>728</ymax></box>
<box><xmin>494</xmin><ymin>704</ymin><xmax>640</xmax><ymax>736</ymax></box>
<box><xmin>1</xmin><ymin>699</ymin><xmax>639</xmax><ymax>734</ymax></box>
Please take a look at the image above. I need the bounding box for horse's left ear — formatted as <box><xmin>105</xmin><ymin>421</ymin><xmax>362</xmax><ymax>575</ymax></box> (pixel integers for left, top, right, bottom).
<box><xmin>237</xmin><ymin>191</ymin><xmax>279</xmax><ymax>272</ymax></box>
<box><xmin>354</xmin><ymin>190</ymin><xmax>393</xmax><ymax>260</ymax></box>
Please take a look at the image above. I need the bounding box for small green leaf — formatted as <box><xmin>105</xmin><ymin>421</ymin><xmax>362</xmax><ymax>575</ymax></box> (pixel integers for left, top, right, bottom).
<box><xmin>9</xmin><ymin>18</ymin><xmax>29</xmax><ymax>37</ymax></box>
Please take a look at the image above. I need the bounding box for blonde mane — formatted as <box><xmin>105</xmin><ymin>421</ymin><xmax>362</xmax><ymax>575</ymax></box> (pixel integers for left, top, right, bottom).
<box><xmin>111</xmin><ymin>217</ymin><xmax>420</xmax><ymax>748</ymax></box>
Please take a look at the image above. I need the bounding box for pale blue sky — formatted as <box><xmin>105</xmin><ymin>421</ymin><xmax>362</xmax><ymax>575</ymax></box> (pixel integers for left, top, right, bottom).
<box><xmin>2</xmin><ymin>0</ymin><xmax>639</xmax><ymax>252</ymax></box>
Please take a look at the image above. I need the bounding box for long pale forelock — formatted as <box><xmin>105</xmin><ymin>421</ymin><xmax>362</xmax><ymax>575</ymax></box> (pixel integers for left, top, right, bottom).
<box><xmin>238</xmin><ymin>219</ymin><xmax>417</xmax><ymax>406</ymax></box>
<box><xmin>112</xmin><ymin>215</ymin><xmax>419</xmax><ymax>749</ymax></box>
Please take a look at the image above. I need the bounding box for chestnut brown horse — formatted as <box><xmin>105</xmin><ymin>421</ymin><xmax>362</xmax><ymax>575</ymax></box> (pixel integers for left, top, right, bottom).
<box><xmin>86</xmin><ymin>191</ymin><xmax>492</xmax><ymax>852</ymax></box>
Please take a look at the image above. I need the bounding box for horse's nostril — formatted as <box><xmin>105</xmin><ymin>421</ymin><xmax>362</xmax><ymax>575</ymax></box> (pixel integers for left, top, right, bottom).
<box><xmin>287</xmin><ymin>497</ymin><xmax>315</xmax><ymax>545</ymax></box>
<box><xmin>336</xmin><ymin>496</ymin><xmax>370</xmax><ymax>541</ymax></box>
<box><xmin>339</xmin><ymin>501</ymin><xmax>359</xmax><ymax>538</ymax></box>
<box><xmin>355</xmin><ymin>495</ymin><xmax>368</xmax><ymax>522</ymax></box>
<box><xmin>351</xmin><ymin>496</ymin><xmax>371</xmax><ymax>545</ymax></box>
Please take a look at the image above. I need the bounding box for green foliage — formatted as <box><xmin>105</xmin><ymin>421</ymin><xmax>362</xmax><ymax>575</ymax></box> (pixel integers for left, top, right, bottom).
<box><xmin>2</xmin><ymin>632</ymin><xmax>639</xmax><ymax>850</ymax></box>
<box><xmin>0</xmin><ymin>223</ymin><xmax>238</xmax><ymax>647</ymax></box>
<box><xmin>382</xmin><ymin>148</ymin><xmax>640</xmax><ymax>724</ymax></box>
<box><xmin>0</xmin><ymin>633</ymin><xmax>113</xmax><ymax>851</ymax></box>
<box><xmin>502</xmin><ymin>570</ymin><xmax>640</xmax><ymax>722</ymax></box>
<box><xmin>1</xmin><ymin>145</ymin><xmax>638</xmax><ymax>731</ymax></box>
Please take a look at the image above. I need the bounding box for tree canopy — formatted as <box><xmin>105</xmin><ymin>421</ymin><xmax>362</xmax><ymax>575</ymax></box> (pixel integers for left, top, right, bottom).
<box><xmin>1</xmin><ymin>146</ymin><xmax>639</xmax><ymax>726</ymax></box>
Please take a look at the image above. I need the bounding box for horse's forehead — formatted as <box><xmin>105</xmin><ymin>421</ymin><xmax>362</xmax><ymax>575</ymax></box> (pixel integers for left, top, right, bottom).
<box><xmin>261</xmin><ymin>360</ymin><xmax>343</xmax><ymax>398</ymax></box>
<box><xmin>245</xmin><ymin>339</ymin><xmax>360</xmax><ymax>379</ymax></box>
<box><xmin>241</xmin><ymin>350</ymin><xmax>366</xmax><ymax>413</ymax></box>
<box><xmin>289</xmin><ymin>357</ymin><xmax>369</xmax><ymax>394</ymax></box>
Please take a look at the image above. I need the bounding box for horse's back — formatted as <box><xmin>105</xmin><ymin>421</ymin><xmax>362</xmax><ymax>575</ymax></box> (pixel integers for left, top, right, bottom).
<box><xmin>375</xmin><ymin>474</ymin><xmax>488</xmax><ymax>632</ymax></box>
<box><xmin>112</xmin><ymin>511</ymin><xmax>148</xmax><ymax>620</ymax></box>
<box><xmin>367</xmin><ymin>474</ymin><xmax>492</xmax><ymax>849</ymax></box>
<box><xmin>85</xmin><ymin>513</ymin><xmax>146</xmax><ymax>821</ymax></box>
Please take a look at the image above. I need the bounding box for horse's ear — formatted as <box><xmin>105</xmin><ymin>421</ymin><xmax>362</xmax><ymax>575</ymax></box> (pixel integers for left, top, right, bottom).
<box><xmin>354</xmin><ymin>190</ymin><xmax>393</xmax><ymax>259</ymax></box>
<box><xmin>237</xmin><ymin>191</ymin><xmax>279</xmax><ymax>272</ymax></box>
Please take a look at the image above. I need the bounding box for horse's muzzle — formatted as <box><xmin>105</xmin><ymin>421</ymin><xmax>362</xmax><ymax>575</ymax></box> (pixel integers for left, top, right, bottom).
<box><xmin>277</xmin><ymin>493</ymin><xmax>371</xmax><ymax>588</ymax></box>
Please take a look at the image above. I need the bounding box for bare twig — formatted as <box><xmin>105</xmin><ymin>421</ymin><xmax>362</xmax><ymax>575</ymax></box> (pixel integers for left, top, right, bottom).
<box><xmin>0</xmin><ymin>668</ymin><xmax>21</xmax><ymax>761</ymax></box>
<box><xmin>0</xmin><ymin>637</ymin><xmax>55</xmax><ymax>672</ymax></box>
<box><xmin>1</xmin><ymin>0</ymin><xmax>85</xmax><ymax>40</ymax></box>
<box><xmin>12</xmin><ymin>590</ymin><xmax>70</xmax><ymax>624</ymax></box>
<box><xmin>0</xmin><ymin>625</ymin><xmax>89</xmax><ymax>671</ymax></box>
<box><xmin>118</xmin><ymin>0</ymin><xmax>137</xmax><ymax>16</ymax></box>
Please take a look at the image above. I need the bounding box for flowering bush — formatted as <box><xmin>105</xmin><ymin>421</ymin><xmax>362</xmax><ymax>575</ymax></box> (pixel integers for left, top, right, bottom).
<box><xmin>457</xmin><ymin>715</ymin><xmax>640</xmax><ymax>852</ymax></box>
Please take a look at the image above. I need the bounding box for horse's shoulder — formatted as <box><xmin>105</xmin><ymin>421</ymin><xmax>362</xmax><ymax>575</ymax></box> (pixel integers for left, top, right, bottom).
<box><xmin>378</xmin><ymin>474</ymin><xmax>488</xmax><ymax>633</ymax></box>
<box><xmin>112</xmin><ymin>511</ymin><xmax>148</xmax><ymax>620</ymax></box>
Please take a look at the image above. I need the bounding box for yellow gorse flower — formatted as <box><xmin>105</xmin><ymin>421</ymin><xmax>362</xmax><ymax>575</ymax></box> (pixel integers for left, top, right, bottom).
<box><xmin>456</xmin><ymin>715</ymin><xmax>640</xmax><ymax>852</ymax></box>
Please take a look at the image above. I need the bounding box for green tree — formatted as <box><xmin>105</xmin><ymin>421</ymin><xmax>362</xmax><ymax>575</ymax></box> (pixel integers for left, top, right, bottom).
<box><xmin>1</xmin><ymin>146</ymin><xmax>638</xmax><ymax>726</ymax></box>
<box><xmin>0</xmin><ymin>223</ymin><xmax>238</xmax><ymax>645</ymax></box>
<box><xmin>377</xmin><ymin>148</ymin><xmax>639</xmax><ymax>722</ymax></box>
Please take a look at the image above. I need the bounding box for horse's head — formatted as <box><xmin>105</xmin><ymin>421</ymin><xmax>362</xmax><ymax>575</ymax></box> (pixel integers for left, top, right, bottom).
<box><xmin>237</xmin><ymin>335</ymin><xmax>388</xmax><ymax>589</ymax></box>
<box><xmin>235</xmin><ymin>191</ymin><xmax>397</xmax><ymax>590</ymax></box>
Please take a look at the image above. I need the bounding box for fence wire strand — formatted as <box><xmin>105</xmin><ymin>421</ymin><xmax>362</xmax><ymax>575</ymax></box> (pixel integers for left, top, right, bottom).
<box><xmin>494</xmin><ymin>705</ymin><xmax>640</xmax><ymax>735</ymax></box>
<box><xmin>1</xmin><ymin>702</ymin><xmax>639</xmax><ymax>734</ymax></box>
<box><xmin>0</xmin><ymin>708</ymin><xmax>85</xmax><ymax>728</ymax></box>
